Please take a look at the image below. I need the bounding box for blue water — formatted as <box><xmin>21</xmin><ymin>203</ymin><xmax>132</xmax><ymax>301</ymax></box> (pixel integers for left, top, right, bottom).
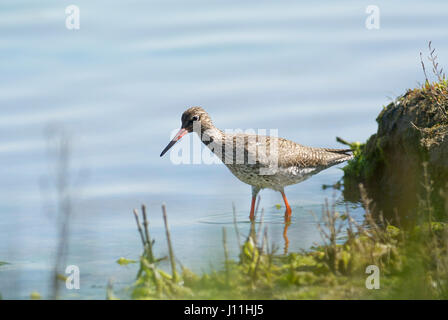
<box><xmin>1</xmin><ymin>0</ymin><xmax>448</xmax><ymax>299</ymax></box>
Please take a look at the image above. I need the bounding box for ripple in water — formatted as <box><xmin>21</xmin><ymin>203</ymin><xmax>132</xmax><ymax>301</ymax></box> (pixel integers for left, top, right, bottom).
<box><xmin>197</xmin><ymin>206</ymin><xmax>323</xmax><ymax>225</ymax></box>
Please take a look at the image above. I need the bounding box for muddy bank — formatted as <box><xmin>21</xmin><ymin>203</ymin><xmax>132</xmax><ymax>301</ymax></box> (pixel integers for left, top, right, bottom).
<box><xmin>343</xmin><ymin>80</ymin><xmax>448</xmax><ymax>222</ymax></box>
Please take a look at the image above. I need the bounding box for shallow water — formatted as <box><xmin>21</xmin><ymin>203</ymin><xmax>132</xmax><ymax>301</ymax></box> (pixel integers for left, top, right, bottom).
<box><xmin>1</xmin><ymin>0</ymin><xmax>448</xmax><ymax>299</ymax></box>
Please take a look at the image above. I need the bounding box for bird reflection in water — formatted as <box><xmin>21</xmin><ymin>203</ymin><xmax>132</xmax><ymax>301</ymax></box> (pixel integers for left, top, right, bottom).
<box><xmin>244</xmin><ymin>202</ymin><xmax>291</xmax><ymax>256</ymax></box>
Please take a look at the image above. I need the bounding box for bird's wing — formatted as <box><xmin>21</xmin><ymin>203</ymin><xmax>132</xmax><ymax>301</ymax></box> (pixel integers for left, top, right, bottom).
<box><xmin>219</xmin><ymin>134</ymin><xmax>352</xmax><ymax>168</ymax></box>
<box><xmin>276</xmin><ymin>138</ymin><xmax>353</xmax><ymax>169</ymax></box>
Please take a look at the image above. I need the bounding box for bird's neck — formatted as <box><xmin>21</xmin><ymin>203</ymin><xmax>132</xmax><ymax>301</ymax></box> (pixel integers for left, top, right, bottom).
<box><xmin>197</xmin><ymin>124</ymin><xmax>223</xmax><ymax>146</ymax></box>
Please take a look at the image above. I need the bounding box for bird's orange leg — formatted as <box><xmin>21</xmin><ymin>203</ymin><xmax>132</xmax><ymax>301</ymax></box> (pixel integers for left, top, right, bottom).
<box><xmin>249</xmin><ymin>196</ymin><xmax>256</xmax><ymax>221</ymax></box>
<box><xmin>281</xmin><ymin>190</ymin><xmax>292</xmax><ymax>220</ymax></box>
<box><xmin>249</xmin><ymin>186</ymin><xmax>260</xmax><ymax>221</ymax></box>
<box><xmin>283</xmin><ymin>222</ymin><xmax>290</xmax><ymax>254</ymax></box>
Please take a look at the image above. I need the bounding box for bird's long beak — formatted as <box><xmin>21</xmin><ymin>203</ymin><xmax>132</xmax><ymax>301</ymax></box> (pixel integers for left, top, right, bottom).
<box><xmin>160</xmin><ymin>128</ymin><xmax>188</xmax><ymax>157</ymax></box>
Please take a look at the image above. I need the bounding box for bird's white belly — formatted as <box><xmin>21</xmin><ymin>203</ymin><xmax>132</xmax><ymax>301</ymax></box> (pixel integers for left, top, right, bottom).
<box><xmin>226</xmin><ymin>164</ymin><xmax>319</xmax><ymax>191</ymax></box>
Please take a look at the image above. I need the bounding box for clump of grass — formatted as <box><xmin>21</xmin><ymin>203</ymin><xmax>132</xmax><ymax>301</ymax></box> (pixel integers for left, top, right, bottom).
<box><xmin>130</xmin><ymin>205</ymin><xmax>190</xmax><ymax>299</ymax></box>
<box><xmin>121</xmin><ymin>177</ymin><xmax>448</xmax><ymax>300</ymax></box>
<box><xmin>408</xmin><ymin>41</ymin><xmax>448</xmax><ymax>122</ymax></box>
<box><xmin>311</xmin><ymin>188</ymin><xmax>401</xmax><ymax>279</ymax></box>
<box><xmin>126</xmin><ymin>202</ymin><xmax>287</xmax><ymax>299</ymax></box>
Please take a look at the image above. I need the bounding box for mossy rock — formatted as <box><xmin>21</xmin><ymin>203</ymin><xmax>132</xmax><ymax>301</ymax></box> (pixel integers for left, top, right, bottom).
<box><xmin>343</xmin><ymin>81</ymin><xmax>448</xmax><ymax>221</ymax></box>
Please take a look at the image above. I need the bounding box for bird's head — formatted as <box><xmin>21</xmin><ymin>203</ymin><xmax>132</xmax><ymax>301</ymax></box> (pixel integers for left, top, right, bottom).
<box><xmin>160</xmin><ymin>106</ymin><xmax>212</xmax><ymax>157</ymax></box>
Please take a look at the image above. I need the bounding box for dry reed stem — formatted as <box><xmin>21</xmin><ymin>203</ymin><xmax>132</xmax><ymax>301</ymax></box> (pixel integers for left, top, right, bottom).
<box><xmin>222</xmin><ymin>227</ymin><xmax>230</xmax><ymax>285</ymax></box>
<box><xmin>232</xmin><ymin>202</ymin><xmax>242</xmax><ymax>251</ymax></box>
<box><xmin>162</xmin><ymin>204</ymin><xmax>177</xmax><ymax>282</ymax></box>
<box><xmin>141</xmin><ymin>204</ymin><xmax>154</xmax><ymax>261</ymax></box>
<box><xmin>133</xmin><ymin>209</ymin><xmax>146</xmax><ymax>249</ymax></box>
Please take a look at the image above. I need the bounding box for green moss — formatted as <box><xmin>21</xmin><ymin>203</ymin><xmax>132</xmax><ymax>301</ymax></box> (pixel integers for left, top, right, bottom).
<box><xmin>116</xmin><ymin>257</ymin><xmax>137</xmax><ymax>265</ymax></box>
<box><xmin>30</xmin><ymin>291</ymin><xmax>41</xmax><ymax>300</ymax></box>
<box><xmin>342</xmin><ymin>134</ymin><xmax>385</xmax><ymax>194</ymax></box>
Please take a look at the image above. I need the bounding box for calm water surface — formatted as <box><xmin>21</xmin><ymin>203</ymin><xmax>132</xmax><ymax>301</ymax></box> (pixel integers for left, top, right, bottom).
<box><xmin>1</xmin><ymin>0</ymin><xmax>448</xmax><ymax>299</ymax></box>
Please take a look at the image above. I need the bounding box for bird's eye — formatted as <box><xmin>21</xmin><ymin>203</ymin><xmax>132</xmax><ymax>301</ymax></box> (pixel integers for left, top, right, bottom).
<box><xmin>192</xmin><ymin>115</ymin><xmax>199</xmax><ymax>121</ymax></box>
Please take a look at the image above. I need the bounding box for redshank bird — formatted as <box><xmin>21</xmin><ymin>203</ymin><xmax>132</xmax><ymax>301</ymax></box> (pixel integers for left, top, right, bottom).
<box><xmin>160</xmin><ymin>107</ymin><xmax>352</xmax><ymax>220</ymax></box>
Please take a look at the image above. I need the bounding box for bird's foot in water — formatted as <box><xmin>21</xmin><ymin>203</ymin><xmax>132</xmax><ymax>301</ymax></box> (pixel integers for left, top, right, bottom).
<box><xmin>284</xmin><ymin>208</ymin><xmax>292</xmax><ymax>221</ymax></box>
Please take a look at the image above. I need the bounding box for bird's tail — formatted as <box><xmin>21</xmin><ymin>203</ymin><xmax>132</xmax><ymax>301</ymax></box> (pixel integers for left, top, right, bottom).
<box><xmin>323</xmin><ymin>148</ymin><xmax>353</xmax><ymax>156</ymax></box>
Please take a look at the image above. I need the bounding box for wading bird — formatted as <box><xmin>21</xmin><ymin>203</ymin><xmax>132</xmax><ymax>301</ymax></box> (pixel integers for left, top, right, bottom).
<box><xmin>160</xmin><ymin>107</ymin><xmax>352</xmax><ymax>221</ymax></box>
